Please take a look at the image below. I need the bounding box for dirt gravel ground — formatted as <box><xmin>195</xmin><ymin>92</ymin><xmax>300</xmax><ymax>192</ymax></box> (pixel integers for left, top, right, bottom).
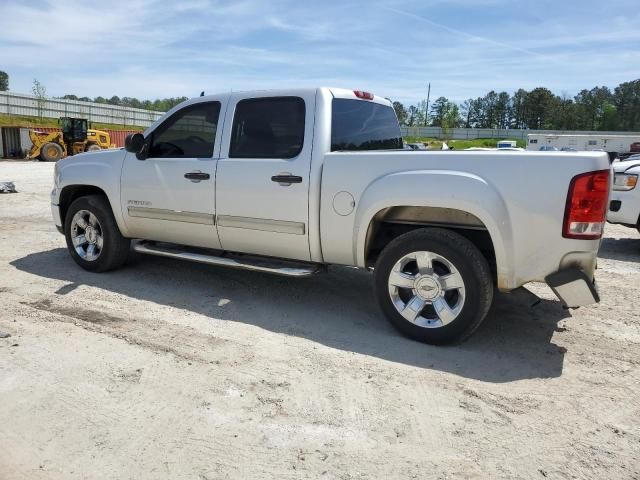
<box><xmin>0</xmin><ymin>161</ymin><xmax>639</xmax><ymax>480</ymax></box>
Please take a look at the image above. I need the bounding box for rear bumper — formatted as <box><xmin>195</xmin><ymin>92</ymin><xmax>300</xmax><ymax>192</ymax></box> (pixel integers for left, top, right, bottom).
<box><xmin>545</xmin><ymin>268</ymin><xmax>600</xmax><ymax>308</ymax></box>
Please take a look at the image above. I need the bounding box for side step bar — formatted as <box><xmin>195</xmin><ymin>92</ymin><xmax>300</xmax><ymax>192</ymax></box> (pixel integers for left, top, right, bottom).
<box><xmin>133</xmin><ymin>240</ymin><xmax>325</xmax><ymax>278</ymax></box>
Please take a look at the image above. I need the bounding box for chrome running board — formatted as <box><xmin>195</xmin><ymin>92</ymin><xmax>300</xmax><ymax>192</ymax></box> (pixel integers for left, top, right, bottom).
<box><xmin>133</xmin><ymin>240</ymin><xmax>325</xmax><ymax>278</ymax></box>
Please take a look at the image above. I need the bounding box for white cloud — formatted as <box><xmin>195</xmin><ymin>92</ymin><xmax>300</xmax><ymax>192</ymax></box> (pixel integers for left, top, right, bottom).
<box><xmin>0</xmin><ymin>0</ymin><xmax>638</xmax><ymax>104</ymax></box>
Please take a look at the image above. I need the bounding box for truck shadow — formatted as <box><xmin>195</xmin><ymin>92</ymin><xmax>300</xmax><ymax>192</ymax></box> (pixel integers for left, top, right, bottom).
<box><xmin>598</xmin><ymin>236</ymin><xmax>640</xmax><ymax>262</ymax></box>
<box><xmin>11</xmin><ymin>248</ymin><xmax>570</xmax><ymax>383</ymax></box>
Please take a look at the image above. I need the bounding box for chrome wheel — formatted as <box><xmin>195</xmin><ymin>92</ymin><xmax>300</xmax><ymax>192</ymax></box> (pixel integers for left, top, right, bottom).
<box><xmin>70</xmin><ymin>209</ymin><xmax>103</xmax><ymax>261</ymax></box>
<box><xmin>388</xmin><ymin>251</ymin><xmax>465</xmax><ymax>328</ymax></box>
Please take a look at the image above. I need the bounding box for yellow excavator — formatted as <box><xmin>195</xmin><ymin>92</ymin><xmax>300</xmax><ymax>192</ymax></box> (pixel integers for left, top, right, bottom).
<box><xmin>28</xmin><ymin>117</ymin><xmax>115</xmax><ymax>161</ymax></box>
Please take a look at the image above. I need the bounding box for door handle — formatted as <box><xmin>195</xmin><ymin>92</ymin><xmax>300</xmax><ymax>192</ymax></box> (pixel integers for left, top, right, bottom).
<box><xmin>271</xmin><ymin>174</ymin><xmax>303</xmax><ymax>185</ymax></box>
<box><xmin>184</xmin><ymin>171</ymin><xmax>210</xmax><ymax>182</ymax></box>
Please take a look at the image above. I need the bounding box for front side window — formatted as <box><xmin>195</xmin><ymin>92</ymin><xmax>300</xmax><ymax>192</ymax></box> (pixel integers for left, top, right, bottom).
<box><xmin>331</xmin><ymin>99</ymin><xmax>403</xmax><ymax>151</ymax></box>
<box><xmin>229</xmin><ymin>97</ymin><xmax>305</xmax><ymax>159</ymax></box>
<box><xmin>149</xmin><ymin>101</ymin><xmax>220</xmax><ymax>158</ymax></box>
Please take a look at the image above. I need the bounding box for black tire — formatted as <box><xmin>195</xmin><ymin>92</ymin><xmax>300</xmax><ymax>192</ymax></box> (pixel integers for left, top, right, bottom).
<box><xmin>374</xmin><ymin>228</ymin><xmax>494</xmax><ymax>345</ymax></box>
<box><xmin>85</xmin><ymin>143</ymin><xmax>101</xmax><ymax>152</ymax></box>
<box><xmin>64</xmin><ymin>195</ymin><xmax>130</xmax><ymax>273</ymax></box>
<box><xmin>40</xmin><ymin>142</ymin><xmax>63</xmax><ymax>162</ymax></box>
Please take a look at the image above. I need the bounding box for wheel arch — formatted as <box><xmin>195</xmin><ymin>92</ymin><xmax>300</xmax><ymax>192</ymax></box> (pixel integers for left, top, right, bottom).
<box><xmin>364</xmin><ymin>206</ymin><xmax>498</xmax><ymax>278</ymax></box>
<box><xmin>353</xmin><ymin>171</ymin><xmax>515</xmax><ymax>290</ymax></box>
<box><xmin>59</xmin><ymin>185</ymin><xmax>113</xmax><ymax>230</ymax></box>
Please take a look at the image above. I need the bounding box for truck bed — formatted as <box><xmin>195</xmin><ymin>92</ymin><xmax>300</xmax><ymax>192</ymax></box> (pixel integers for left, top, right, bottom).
<box><xmin>319</xmin><ymin>150</ymin><xmax>610</xmax><ymax>290</ymax></box>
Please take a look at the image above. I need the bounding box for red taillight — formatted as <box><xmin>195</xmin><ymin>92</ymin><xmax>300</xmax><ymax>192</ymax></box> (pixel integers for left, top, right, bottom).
<box><xmin>563</xmin><ymin>169</ymin><xmax>610</xmax><ymax>239</ymax></box>
<box><xmin>354</xmin><ymin>90</ymin><xmax>374</xmax><ymax>100</ymax></box>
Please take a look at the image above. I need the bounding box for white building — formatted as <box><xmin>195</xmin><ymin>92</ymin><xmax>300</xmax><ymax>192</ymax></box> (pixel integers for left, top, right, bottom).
<box><xmin>527</xmin><ymin>134</ymin><xmax>640</xmax><ymax>160</ymax></box>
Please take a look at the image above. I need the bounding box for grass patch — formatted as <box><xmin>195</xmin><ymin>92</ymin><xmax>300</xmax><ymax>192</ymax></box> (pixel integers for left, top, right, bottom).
<box><xmin>404</xmin><ymin>137</ymin><xmax>526</xmax><ymax>149</ymax></box>
<box><xmin>0</xmin><ymin>114</ymin><xmax>145</xmax><ymax>131</ymax></box>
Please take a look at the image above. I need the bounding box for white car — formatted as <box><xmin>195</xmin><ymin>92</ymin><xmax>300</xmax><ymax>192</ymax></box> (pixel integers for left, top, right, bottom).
<box><xmin>50</xmin><ymin>87</ymin><xmax>610</xmax><ymax>345</ymax></box>
<box><xmin>608</xmin><ymin>159</ymin><xmax>640</xmax><ymax>233</ymax></box>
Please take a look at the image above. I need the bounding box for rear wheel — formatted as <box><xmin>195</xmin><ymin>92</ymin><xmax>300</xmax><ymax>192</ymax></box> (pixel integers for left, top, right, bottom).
<box><xmin>40</xmin><ymin>142</ymin><xmax>63</xmax><ymax>162</ymax></box>
<box><xmin>374</xmin><ymin>228</ymin><xmax>494</xmax><ymax>345</ymax></box>
<box><xmin>64</xmin><ymin>195</ymin><xmax>130</xmax><ymax>272</ymax></box>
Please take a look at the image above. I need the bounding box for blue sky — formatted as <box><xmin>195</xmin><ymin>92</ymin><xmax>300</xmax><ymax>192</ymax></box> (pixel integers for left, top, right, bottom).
<box><xmin>1</xmin><ymin>0</ymin><xmax>639</xmax><ymax>105</ymax></box>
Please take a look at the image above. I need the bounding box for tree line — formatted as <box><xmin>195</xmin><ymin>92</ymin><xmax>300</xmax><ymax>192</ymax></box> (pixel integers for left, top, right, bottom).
<box><xmin>0</xmin><ymin>70</ymin><xmax>187</xmax><ymax>112</ymax></box>
<box><xmin>2</xmin><ymin>69</ymin><xmax>639</xmax><ymax>130</ymax></box>
<box><xmin>393</xmin><ymin>79</ymin><xmax>640</xmax><ymax>132</ymax></box>
<box><xmin>59</xmin><ymin>94</ymin><xmax>188</xmax><ymax>112</ymax></box>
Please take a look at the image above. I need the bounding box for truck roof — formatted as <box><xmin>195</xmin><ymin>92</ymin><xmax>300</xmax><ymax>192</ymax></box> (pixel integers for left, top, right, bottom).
<box><xmin>144</xmin><ymin>87</ymin><xmax>394</xmax><ymax>136</ymax></box>
<box><xmin>196</xmin><ymin>87</ymin><xmax>392</xmax><ymax>106</ymax></box>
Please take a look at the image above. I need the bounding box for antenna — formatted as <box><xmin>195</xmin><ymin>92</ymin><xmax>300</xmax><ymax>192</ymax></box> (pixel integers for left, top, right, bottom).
<box><xmin>200</xmin><ymin>91</ymin><xmax>205</xmax><ymax>97</ymax></box>
<box><xmin>424</xmin><ymin>83</ymin><xmax>431</xmax><ymax>127</ymax></box>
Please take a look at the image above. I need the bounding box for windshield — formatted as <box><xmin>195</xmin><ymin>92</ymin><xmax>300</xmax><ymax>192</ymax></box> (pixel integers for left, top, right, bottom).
<box><xmin>331</xmin><ymin>99</ymin><xmax>402</xmax><ymax>151</ymax></box>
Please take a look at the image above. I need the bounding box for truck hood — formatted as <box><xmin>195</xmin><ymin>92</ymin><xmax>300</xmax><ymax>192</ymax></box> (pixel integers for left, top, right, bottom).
<box><xmin>613</xmin><ymin>159</ymin><xmax>640</xmax><ymax>173</ymax></box>
<box><xmin>58</xmin><ymin>148</ymin><xmax>127</xmax><ymax>167</ymax></box>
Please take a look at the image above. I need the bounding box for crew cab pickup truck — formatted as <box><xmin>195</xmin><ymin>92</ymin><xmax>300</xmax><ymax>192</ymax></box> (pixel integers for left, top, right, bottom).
<box><xmin>608</xmin><ymin>157</ymin><xmax>640</xmax><ymax>234</ymax></box>
<box><xmin>51</xmin><ymin>88</ymin><xmax>610</xmax><ymax>345</ymax></box>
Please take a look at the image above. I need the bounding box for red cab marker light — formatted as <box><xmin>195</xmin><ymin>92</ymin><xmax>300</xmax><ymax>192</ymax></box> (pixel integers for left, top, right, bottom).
<box><xmin>354</xmin><ymin>90</ymin><xmax>374</xmax><ymax>100</ymax></box>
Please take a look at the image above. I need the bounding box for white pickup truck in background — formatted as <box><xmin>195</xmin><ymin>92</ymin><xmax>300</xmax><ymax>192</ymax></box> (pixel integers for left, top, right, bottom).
<box><xmin>608</xmin><ymin>156</ymin><xmax>640</xmax><ymax>233</ymax></box>
<box><xmin>50</xmin><ymin>88</ymin><xmax>611</xmax><ymax>344</ymax></box>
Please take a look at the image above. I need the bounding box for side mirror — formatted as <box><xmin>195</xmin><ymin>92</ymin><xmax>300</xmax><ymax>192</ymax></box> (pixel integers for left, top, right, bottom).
<box><xmin>124</xmin><ymin>133</ymin><xmax>148</xmax><ymax>160</ymax></box>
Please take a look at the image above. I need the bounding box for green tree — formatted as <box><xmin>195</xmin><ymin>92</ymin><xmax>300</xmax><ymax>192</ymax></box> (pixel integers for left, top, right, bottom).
<box><xmin>460</xmin><ymin>99</ymin><xmax>475</xmax><ymax>128</ymax></box>
<box><xmin>613</xmin><ymin>80</ymin><xmax>640</xmax><ymax>131</ymax></box>
<box><xmin>0</xmin><ymin>70</ymin><xmax>8</xmax><ymax>91</ymax></box>
<box><xmin>442</xmin><ymin>103</ymin><xmax>461</xmax><ymax>130</ymax></box>
<box><xmin>574</xmin><ymin>87</ymin><xmax>614</xmax><ymax>130</ymax></box>
<box><xmin>429</xmin><ymin>97</ymin><xmax>449</xmax><ymax>127</ymax></box>
<box><xmin>510</xmin><ymin>89</ymin><xmax>528</xmax><ymax>129</ymax></box>
<box><xmin>430</xmin><ymin>97</ymin><xmax>461</xmax><ymax>131</ymax></box>
<box><xmin>407</xmin><ymin>105</ymin><xmax>419</xmax><ymax>126</ymax></box>
<box><xmin>32</xmin><ymin>79</ymin><xmax>47</xmax><ymax>120</ymax></box>
<box><xmin>482</xmin><ymin>91</ymin><xmax>498</xmax><ymax>128</ymax></box>
<box><xmin>392</xmin><ymin>101</ymin><xmax>408</xmax><ymax>125</ymax></box>
<box><xmin>551</xmin><ymin>93</ymin><xmax>577</xmax><ymax>130</ymax></box>
<box><xmin>524</xmin><ymin>87</ymin><xmax>556</xmax><ymax>129</ymax></box>
<box><xmin>495</xmin><ymin>92</ymin><xmax>511</xmax><ymax>129</ymax></box>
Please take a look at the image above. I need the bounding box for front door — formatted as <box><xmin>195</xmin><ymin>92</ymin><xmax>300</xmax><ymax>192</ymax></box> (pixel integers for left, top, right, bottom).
<box><xmin>120</xmin><ymin>99</ymin><xmax>224</xmax><ymax>249</ymax></box>
<box><xmin>215</xmin><ymin>92</ymin><xmax>315</xmax><ymax>261</ymax></box>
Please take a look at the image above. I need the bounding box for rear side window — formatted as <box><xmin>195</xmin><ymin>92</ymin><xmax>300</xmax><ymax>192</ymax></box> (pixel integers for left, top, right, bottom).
<box><xmin>149</xmin><ymin>101</ymin><xmax>220</xmax><ymax>158</ymax></box>
<box><xmin>230</xmin><ymin>97</ymin><xmax>305</xmax><ymax>159</ymax></box>
<box><xmin>331</xmin><ymin>99</ymin><xmax>403</xmax><ymax>151</ymax></box>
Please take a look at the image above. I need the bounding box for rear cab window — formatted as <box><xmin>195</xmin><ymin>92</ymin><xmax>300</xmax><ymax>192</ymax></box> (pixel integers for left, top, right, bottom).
<box><xmin>331</xmin><ymin>98</ymin><xmax>403</xmax><ymax>151</ymax></box>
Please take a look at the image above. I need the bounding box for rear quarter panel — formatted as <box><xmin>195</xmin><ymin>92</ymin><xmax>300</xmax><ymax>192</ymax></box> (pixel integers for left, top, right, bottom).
<box><xmin>320</xmin><ymin>150</ymin><xmax>610</xmax><ymax>290</ymax></box>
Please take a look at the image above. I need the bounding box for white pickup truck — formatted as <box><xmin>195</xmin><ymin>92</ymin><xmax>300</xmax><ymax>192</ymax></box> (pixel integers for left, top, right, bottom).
<box><xmin>608</xmin><ymin>157</ymin><xmax>640</xmax><ymax>233</ymax></box>
<box><xmin>51</xmin><ymin>88</ymin><xmax>611</xmax><ymax>344</ymax></box>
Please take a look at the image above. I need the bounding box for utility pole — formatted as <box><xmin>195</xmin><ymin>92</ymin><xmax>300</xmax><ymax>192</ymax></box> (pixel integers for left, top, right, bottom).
<box><xmin>424</xmin><ymin>83</ymin><xmax>431</xmax><ymax>127</ymax></box>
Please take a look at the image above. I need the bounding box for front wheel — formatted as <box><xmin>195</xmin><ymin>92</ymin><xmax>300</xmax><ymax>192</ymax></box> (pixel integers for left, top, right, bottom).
<box><xmin>40</xmin><ymin>142</ymin><xmax>63</xmax><ymax>162</ymax></box>
<box><xmin>374</xmin><ymin>228</ymin><xmax>494</xmax><ymax>345</ymax></box>
<box><xmin>64</xmin><ymin>195</ymin><xmax>130</xmax><ymax>272</ymax></box>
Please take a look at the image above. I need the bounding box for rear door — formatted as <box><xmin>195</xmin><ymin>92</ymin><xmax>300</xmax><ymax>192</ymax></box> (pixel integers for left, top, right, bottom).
<box><xmin>120</xmin><ymin>99</ymin><xmax>225</xmax><ymax>249</ymax></box>
<box><xmin>215</xmin><ymin>91</ymin><xmax>315</xmax><ymax>261</ymax></box>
